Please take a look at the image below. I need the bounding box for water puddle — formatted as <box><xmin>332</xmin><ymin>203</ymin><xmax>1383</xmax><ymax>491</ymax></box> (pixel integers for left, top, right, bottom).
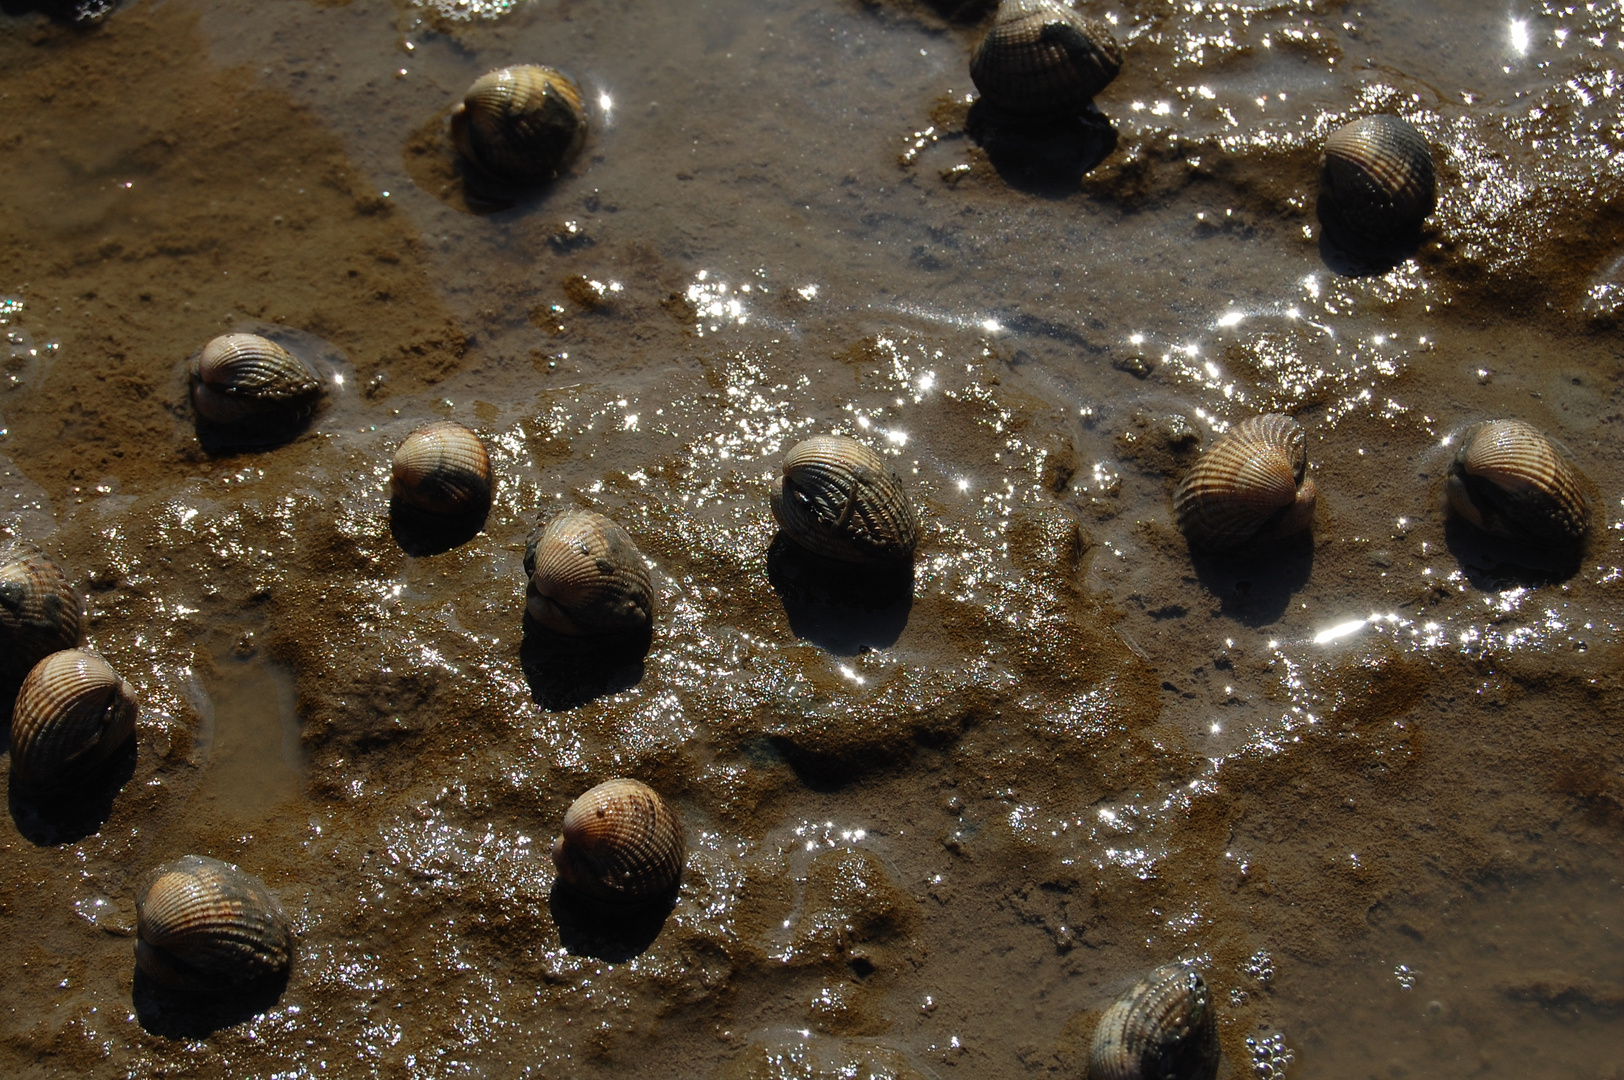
<box><xmin>190</xmin><ymin>644</ymin><xmax>305</xmax><ymax>823</ymax></box>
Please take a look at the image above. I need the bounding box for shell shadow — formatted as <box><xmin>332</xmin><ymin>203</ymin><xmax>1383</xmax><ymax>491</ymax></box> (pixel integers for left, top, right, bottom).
<box><xmin>1186</xmin><ymin>531</ymin><xmax>1315</xmax><ymax>627</ymax></box>
<box><xmin>388</xmin><ymin>497</ymin><xmax>489</xmax><ymax>557</ymax></box>
<box><xmin>0</xmin><ymin>0</ymin><xmax>116</xmax><ymax>23</ymax></box>
<box><xmin>7</xmin><ymin>736</ymin><xmax>137</xmax><ymax>846</ymax></box>
<box><xmin>1315</xmin><ymin>195</ymin><xmax>1422</xmax><ymax>277</ymax></box>
<box><xmin>965</xmin><ymin>101</ymin><xmax>1117</xmax><ymax>197</ymax></box>
<box><xmin>766</xmin><ymin>534</ymin><xmax>914</xmax><ymax>656</ymax></box>
<box><xmin>519</xmin><ymin>617</ymin><xmax>651</xmax><ymax>711</ymax></box>
<box><xmin>1442</xmin><ymin>515</ymin><xmax>1583</xmax><ymax>588</ymax></box>
<box><xmin>548</xmin><ymin>880</ymin><xmax>673</xmax><ymax>963</ymax></box>
<box><xmin>132</xmin><ymin>967</ymin><xmax>290</xmax><ymax>1039</ymax></box>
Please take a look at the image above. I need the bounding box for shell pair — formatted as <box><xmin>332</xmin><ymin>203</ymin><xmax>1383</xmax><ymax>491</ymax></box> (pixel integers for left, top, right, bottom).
<box><xmin>771</xmin><ymin>435</ymin><xmax>920</xmax><ymax>565</ymax></box>
<box><xmin>1089</xmin><ymin>963</ymin><xmax>1220</xmax><ymax>1080</ymax></box>
<box><xmin>391</xmin><ymin>421</ymin><xmax>493</xmax><ymax>518</ymax></box>
<box><xmin>0</xmin><ymin>541</ymin><xmax>83</xmax><ymax>690</ymax></box>
<box><xmin>451</xmin><ymin>65</ymin><xmax>588</xmax><ymax>186</ymax></box>
<box><xmin>9</xmin><ymin>648</ymin><xmax>138</xmax><ymax>790</ymax></box>
<box><xmin>191</xmin><ymin>333</ymin><xmax>323</xmax><ymax>427</ymax></box>
<box><xmin>969</xmin><ymin>0</ymin><xmax>1122</xmax><ymax>115</ymax></box>
<box><xmin>551</xmin><ymin>778</ymin><xmax>685</xmax><ymax>904</ymax></box>
<box><xmin>525</xmin><ymin>509</ymin><xmax>655</xmax><ymax>637</ymax></box>
<box><xmin>1173</xmin><ymin>414</ymin><xmax>1316</xmax><ymax>552</ymax></box>
<box><xmin>1319</xmin><ymin>115</ymin><xmax>1437</xmax><ymax>251</ymax></box>
<box><xmin>136</xmin><ymin>854</ymin><xmax>293</xmax><ymax>993</ymax></box>
<box><xmin>1446</xmin><ymin>419</ymin><xmax>1593</xmax><ymax>547</ymax></box>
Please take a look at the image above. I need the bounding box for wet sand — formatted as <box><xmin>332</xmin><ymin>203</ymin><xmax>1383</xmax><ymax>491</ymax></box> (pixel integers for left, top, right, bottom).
<box><xmin>0</xmin><ymin>0</ymin><xmax>1621</xmax><ymax>1076</ymax></box>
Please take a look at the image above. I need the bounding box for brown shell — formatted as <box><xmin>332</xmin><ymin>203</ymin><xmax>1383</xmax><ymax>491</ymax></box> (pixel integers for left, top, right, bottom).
<box><xmin>1089</xmin><ymin>963</ymin><xmax>1220</xmax><ymax>1080</ymax></box>
<box><xmin>136</xmin><ymin>854</ymin><xmax>293</xmax><ymax>992</ymax></box>
<box><xmin>770</xmin><ymin>435</ymin><xmax>920</xmax><ymax>565</ymax></box>
<box><xmin>0</xmin><ymin>541</ymin><xmax>83</xmax><ymax>688</ymax></box>
<box><xmin>1320</xmin><ymin>115</ymin><xmax>1437</xmax><ymax>248</ymax></box>
<box><xmin>191</xmin><ymin>333</ymin><xmax>322</xmax><ymax>425</ymax></box>
<box><xmin>969</xmin><ymin>0</ymin><xmax>1123</xmax><ymax>115</ymax></box>
<box><xmin>391</xmin><ymin>421</ymin><xmax>494</xmax><ymax>516</ymax></box>
<box><xmin>1173</xmin><ymin>414</ymin><xmax>1316</xmax><ymax>552</ymax></box>
<box><xmin>9</xmin><ymin>648</ymin><xmax>137</xmax><ymax>789</ymax></box>
<box><xmin>551</xmin><ymin>778</ymin><xmax>685</xmax><ymax>903</ymax></box>
<box><xmin>1446</xmin><ymin>419</ymin><xmax>1593</xmax><ymax>546</ymax></box>
<box><xmin>524</xmin><ymin>509</ymin><xmax>655</xmax><ymax>636</ymax></box>
<box><xmin>450</xmin><ymin>65</ymin><xmax>587</xmax><ymax>185</ymax></box>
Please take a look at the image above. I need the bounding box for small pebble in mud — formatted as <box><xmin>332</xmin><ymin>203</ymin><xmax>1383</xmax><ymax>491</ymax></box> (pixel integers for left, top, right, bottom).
<box><xmin>551</xmin><ymin>778</ymin><xmax>686</xmax><ymax>903</ymax></box>
<box><xmin>968</xmin><ymin>0</ymin><xmax>1122</xmax><ymax>116</ymax></box>
<box><xmin>451</xmin><ymin>65</ymin><xmax>588</xmax><ymax>186</ymax></box>
<box><xmin>1173</xmin><ymin>414</ymin><xmax>1316</xmax><ymax>552</ymax></box>
<box><xmin>1318</xmin><ymin>114</ymin><xmax>1436</xmax><ymax>253</ymax></box>
<box><xmin>1444</xmin><ymin>418</ymin><xmax>1594</xmax><ymax>546</ymax></box>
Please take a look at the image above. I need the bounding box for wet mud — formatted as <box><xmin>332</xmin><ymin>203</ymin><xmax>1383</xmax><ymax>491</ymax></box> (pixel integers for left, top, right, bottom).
<box><xmin>0</xmin><ymin>0</ymin><xmax>1620</xmax><ymax>1077</ymax></box>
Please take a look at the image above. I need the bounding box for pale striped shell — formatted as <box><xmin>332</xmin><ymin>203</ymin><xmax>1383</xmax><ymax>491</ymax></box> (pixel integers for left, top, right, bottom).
<box><xmin>191</xmin><ymin>333</ymin><xmax>322</xmax><ymax>425</ymax></box>
<box><xmin>1173</xmin><ymin>414</ymin><xmax>1316</xmax><ymax>551</ymax></box>
<box><xmin>1446</xmin><ymin>419</ymin><xmax>1592</xmax><ymax>546</ymax></box>
<box><xmin>136</xmin><ymin>854</ymin><xmax>293</xmax><ymax>992</ymax></box>
<box><xmin>450</xmin><ymin>65</ymin><xmax>587</xmax><ymax>185</ymax></box>
<box><xmin>551</xmin><ymin>778</ymin><xmax>685</xmax><ymax>903</ymax></box>
<box><xmin>0</xmin><ymin>541</ymin><xmax>83</xmax><ymax>688</ymax></box>
<box><xmin>391</xmin><ymin>421</ymin><xmax>493</xmax><ymax>516</ymax></box>
<box><xmin>524</xmin><ymin>509</ymin><xmax>655</xmax><ymax>636</ymax></box>
<box><xmin>9</xmin><ymin>648</ymin><xmax>137</xmax><ymax>789</ymax></box>
<box><xmin>1089</xmin><ymin>963</ymin><xmax>1220</xmax><ymax>1080</ymax></box>
<box><xmin>1320</xmin><ymin>115</ymin><xmax>1436</xmax><ymax>249</ymax></box>
<box><xmin>770</xmin><ymin>435</ymin><xmax>920</xmax><ymax>565</ymax></box>
<box><xmin>969</xmin><ymin>0</ymin><xmax>1123</xmax><ymax>115</ymax></box>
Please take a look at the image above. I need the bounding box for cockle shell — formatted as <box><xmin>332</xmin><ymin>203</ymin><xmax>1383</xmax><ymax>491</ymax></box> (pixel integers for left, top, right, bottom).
<box><xmin>0</xmin><ymin>541</ymin><xmax>83</xmax><ymax>688</ymax></box>
<box><xmin>191</xmin><ymin>333</ymin><xmax>323</xmax><ymax>426</ymax></box>
<box><xmin>136</xmin><ymin>854</ymin><xmax>293</xmax><ymax>993</ymax></box>
<box><xmin>770</xmin><ymin>435</ymin><xmax>920</xmax><ymax>565</ymax></box>
<box><xmin>1173</xmin><ymin>413</ymin><xmax>1316</xmax><ymax>552</ymax></box>
<box><xmin>9</xmin><ymin>648</ymin><xmax>137</xmax><ymax>789</ymax></box>
<box><xmin>969</xmin><ymin>0</ymin><xmax>1123</xmax><ymax>115</ymax></box>
<box><xmin>1089</xmin><ymin>963</ymin><xmax>1220</xmax><ymax>1080</ymax></box>
<box><xmin>1446</xmin><ymin>419</ymin><xmax>1593</xmax><ymax>546</ymax></box>
<box><xmin>551</xmin><ymin>778</ymin><xmax>685</xmax><ymax>903</ymax></box>
<box><xmin>391</xmin><ymin>421</ymin><xmax>494</xmax><ymax>517</ymax></box>
<box><xmin>524</xmin><ymin>509</ymin><xmax>655</xmax><ymax>636</ymax></box>
<box><xmin>451</xmin><ymin>65</ymin><xmax>588</xmax><ymax>185</ymax></box>
<box><xmin>1320</xmin><ymin>115</ymin><xmax>1437</xmax><ymax>249</ymax></box>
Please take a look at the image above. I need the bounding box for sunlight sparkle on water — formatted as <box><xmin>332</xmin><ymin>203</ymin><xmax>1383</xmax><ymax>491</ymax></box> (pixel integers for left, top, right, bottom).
<box><xmin>1313</xmin><ymin>618</ymin><xmax>1368</xmax><ymax>644</ymax></box>
<box><xmin>1510</xmin><ymin>19</ymin><xmax>1531</xmax><ymax>55</ymax></box>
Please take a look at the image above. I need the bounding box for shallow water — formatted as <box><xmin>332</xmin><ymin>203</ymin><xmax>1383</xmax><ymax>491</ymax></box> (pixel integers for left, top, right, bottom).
<box><xmin>0</xmin><ymin>0</ymin><xmax>1621</xmax><ymax>1076</ymax></box>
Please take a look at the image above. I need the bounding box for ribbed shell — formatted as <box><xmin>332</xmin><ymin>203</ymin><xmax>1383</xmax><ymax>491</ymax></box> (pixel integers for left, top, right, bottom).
<box><xmin>1089</xmin><ymin>963</ymin><xmax>1220</xmax><ymax>1080</ymax></box>
<box><xmin>1173</xmin><ymin>414</ymin><xmax>1316</xmax><ymax>551</ymax></box>
<box><xmin>451</xmin><ymin>65</ymin><xmax>587</xmax><ymax>185</ymax></box>
<box><xmin>0</xmin><ymin>541</ymin><xmax>83</xmax><ymax>687</ymax></box>
<box><xmin>969</xmin><ymin>0</ymin><xmax>1123</xmax><ymax>114</ymax></box>
<box><xmin>1446</xmin><ymin>419</ymin><xmax>1592</xmax><ymax>546</ymax></box>
<box><xmin>770</xmin><ymin>435</ymin><xmax>920</xmax><ymax>565</ymax></box>
<box><xmin>524</xmin><ymin>509</ymin><xmax>655</xmax><ymax>636</ymax></box>
<box><xmin>191</xmin><ymin>333</ymin><xmax>323</xmax><ymax>425</ymax></box>
<box><xmin>9</xmin><ymin>648</ymin><xmax>137</xmax><ymax>788</ymax></box>
<box><xmin>551</xmin><ymin>778</ymin><xmax>685</xmax><ymax>903</ymax></box>
<box><xmin>1320</xmin><ymin>115</ymin><xmax>1436</xmax><ymax>247</ymax></box>
<box><xmin>391</xmin><ymin>421</ymin><xmax>494</xmax><ymax>516</ymax></box>
<box><xmin>136</xmin><ymin>854</ymin><xmax>293</xmax><ymax>992</ymax></box>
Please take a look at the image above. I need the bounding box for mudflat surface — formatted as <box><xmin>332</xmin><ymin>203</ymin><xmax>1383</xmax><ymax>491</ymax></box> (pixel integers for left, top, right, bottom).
<box><xmin>0</xmin><ymin>0</ymin><xmax>1620</xmax><ymax>1076</ymax></box>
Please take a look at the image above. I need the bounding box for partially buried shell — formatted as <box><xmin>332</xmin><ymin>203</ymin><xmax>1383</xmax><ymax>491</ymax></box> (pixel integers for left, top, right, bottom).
<box><xmin>1446</xmin><ymin>419</ymin><xmax>1593</xmax><ymax>546</ymax></box>
<box><xmin>1089</xmin><ymin>963</ymin><xmax>1220</xmax><ymax>1080</ymax></box>
<box><xmin>0</xmin><ymin>541</ymin><xmax>83</xmax><ymax>688</ymax></box>
<box><xmin>1319</xmin><ymin>115</ymin><xmax>1436</xmax><ymax>249</ymax></box>
<box><xmin>771</xmin><ymin>435</ymin><xmax>919</xmax><ymax>565</ymax></box>
<box><xmin>191</xmin><ymin>333</ymin><xmax>323</xmax><ymax>426</ymax></box>
<box><xmin>525</xmin><ymin>508</ymin><xmax>655</xmax><ymax>636</ymax></box>
<box><xmin>136</xmin><ymin>854</ymin><xmax>293</xmax><ymax>993</ymax></box>
<box><xmin>551</xmin><ymin>778</ymin><xmax>685</xmax><ymax>903</ymax></box>
<box><xmin>1173</xmin><ymin>413</ymin><xmax>1316</xmax><ymax>552</ymax></box>
<box><xmin>969</xmin><ymin>0</ymin><xmax>1123</xmax><ymax>115</ymax></box>
<box><xmin>9</xmin><ymin>648</ymin><xmax>137</xmax><ymax>789</ymax></box>
<box><xmin>391</xmin><ymin>421</ymin><xmax>493</xmax><ymax>517</ymax></box>
<box><xmin>451</xmin><ymin>64</ymin><xmax>587</xmax><ymax>185</ymax></box>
